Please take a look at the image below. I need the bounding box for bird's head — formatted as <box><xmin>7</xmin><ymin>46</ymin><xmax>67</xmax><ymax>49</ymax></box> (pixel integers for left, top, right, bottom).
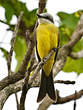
<box><xmin>37</xmin><ymin>13</ymin><xmax>54</xmax><ymax>24</ymax></box>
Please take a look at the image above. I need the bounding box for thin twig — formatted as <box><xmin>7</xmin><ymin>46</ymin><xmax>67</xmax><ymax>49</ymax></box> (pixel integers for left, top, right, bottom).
<box><xmin>54</xmin><ymin>80</ymin><xmax>75</xmax><ymax>85</ymax></box>
<box><xmin>7</xmin><ymin>11</ymin><xmax>24</xmax><ymax>75</ymax></box>
<box><xmin>15</xmin><ymin>93</ymin><xmax>20</xmax><ymax>110</ymax></box>
<box><xmin>73</xmin><ymin>91</ymin><xmax>77</xmax><ymax>110</ymax></box>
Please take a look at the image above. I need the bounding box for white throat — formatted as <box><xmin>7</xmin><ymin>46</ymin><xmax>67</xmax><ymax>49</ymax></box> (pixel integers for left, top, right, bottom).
<box><xmin>38</xmin><ymin>18</ymin><xmax>53</xmax><ymax>24</ymax></box>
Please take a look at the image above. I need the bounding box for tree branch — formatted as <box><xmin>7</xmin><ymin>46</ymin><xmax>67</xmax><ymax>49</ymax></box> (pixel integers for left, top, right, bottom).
<box><xmin>56</xmin><ymin>90</ymin><xmax>83</xmax><ymax>104</ymax></box>
<box><xmin>0</xmin><ymin>77</ymin><xmax>78</xmax><ymax>110</ymax></box>
<box><xmin>66</xmin><ymin>15</ymin><xmax>83</xmax><ymax>48</ymax></box>
<box><xmin>15</xmin><ymin>93</ymin><xmax>20</xmax><ymax>110</ymax></box>
<box><xmin>38</xmin><ymin>0</ymin><xmax>47</xmax><ymax>13</ymax></box>
<box><xmin>0</xmin><ymin>80</ymin><xmax>23</xmax><ymax>110</ymax></box>
<box><xmin>7</xmin><ymin>11</ymin><xmax>23</xmax><ymax>75</ymax></box>
<box><xmin>37</xmin><ymin>90</ymin><xmax>83</xmax><ymax>110</ymax></box>
<box><xmin>69</xmin><ymin>50</ymin><xmax>83</xmax><ymax>59</ymax></box>
<box><xmin>54</xmin><ymin>80</ymin><xmax>75</xmax><ymax>85</ymax></box>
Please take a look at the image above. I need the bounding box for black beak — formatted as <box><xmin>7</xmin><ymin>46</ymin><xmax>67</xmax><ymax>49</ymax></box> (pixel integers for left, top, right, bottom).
<box><xmin>37</xmin><ymin>13</ymin><xmax>42</xmax><ymax>18</ymax></box>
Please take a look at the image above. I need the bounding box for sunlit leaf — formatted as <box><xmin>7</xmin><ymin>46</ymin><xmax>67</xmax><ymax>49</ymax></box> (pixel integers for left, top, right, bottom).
<box><xmin>0</xmin><ymin>48</ymin><xmax>8</xmax><ymax>60</ymax></box>
<box><xmin>63</xmin><ymin>57</ymin><xmax>83</xmax><ymax>75</ymax></box>
<box><xmin>57</xmin><ymin>10</ymin><xmax>83</xmax><ymax>46</ymax></box>
<box><xmin>14</xmin><ymin>36</ymin><xmax>27</xmax><ymax>71</ymax></box>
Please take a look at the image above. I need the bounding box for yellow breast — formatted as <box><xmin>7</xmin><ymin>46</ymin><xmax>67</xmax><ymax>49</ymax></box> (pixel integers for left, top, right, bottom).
<box><xmin>36</xmin><ymin>23</ymin><xmax>58</xmax><ymax>76</ymax></box>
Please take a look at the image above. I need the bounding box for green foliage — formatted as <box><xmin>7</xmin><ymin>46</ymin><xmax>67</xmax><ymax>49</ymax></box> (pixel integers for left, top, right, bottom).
<box><xmin>0</xmin><ymin>0</ymin><xmax>37</xmax><ymax>27</ymax></box>
<box><xmin>63</xmin><ymin>57</ymin><xmax>83</xmax><ymax>75</ymax></box>
<box><xmin>57</xmin><ymin>10</ymin><xmax>83</xmax><ymax>46</ymax></box>
<box><xmin>0</xmin><ymin>48</ymin><xmax>8</xmax><ymax>60</ymax></box>
<box><xmin>73</xmin><ymin>38</ymin><xmax>83</xmax><ymax>52</ymax></box>
<box><xmin>57</xmin><ymin>10</ymin><xmax>83</xmax><ymax>75</ymax></box>
<box><xmin>14</xmin><ymin>36</ymin><xmax>27</xmax><ymax>71</ymax></box>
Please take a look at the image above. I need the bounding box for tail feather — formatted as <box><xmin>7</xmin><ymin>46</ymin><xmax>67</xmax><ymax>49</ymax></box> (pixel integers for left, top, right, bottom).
<box><xmin>37</xmin><ymin>69</ymin><xmax>57</xmax><ymax>102</ymax></box>
<box><xmin>37</xmin><ymin>70</ymin><xmax>47</xmax><ymax>102</ymax></box>
<box><xmin>46</xmin><ymin>72</ymin><xmax>56</xmax><ymax>101</ymax></box>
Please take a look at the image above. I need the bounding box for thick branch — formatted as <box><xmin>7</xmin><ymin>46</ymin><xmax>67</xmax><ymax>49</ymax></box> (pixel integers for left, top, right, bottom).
<box><xmin>0</xmin><ymin>78</ymin><xmax>79</xmax><ymax>110</ymax></box>
<box><xmin>0</xmin><ymin>72</ymin><xmax>24</xmax><ymax>91</ymax></box>
<box><xmin>0</xmin><ymin>80</ymin><xmax>23</xmax><ymax>110</ymax></box>
<box><xmin>37</xmin><ymin>90</ymin><xmax>83</xmax><ymax>110</ymax></box>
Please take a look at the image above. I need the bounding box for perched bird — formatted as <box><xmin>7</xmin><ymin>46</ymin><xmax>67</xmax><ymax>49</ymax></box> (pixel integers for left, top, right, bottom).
<box><xmin>36</xmin><ymin>13</ymin><xmax>59</xmax><ymax>102</ymax></box>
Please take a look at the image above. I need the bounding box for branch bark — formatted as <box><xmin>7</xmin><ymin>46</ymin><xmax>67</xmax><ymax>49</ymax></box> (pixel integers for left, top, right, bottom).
<box><xmin>69</xmin><ymin>50</ymin><xmax>83</xmax><ymax>59</ymax></box>
<box><xmin>37</xmin><ymin>90</ymin><xmax>83</xmax><ymax>110</ymax></box>
<box><xmin>7</xmin><ymin>11</ymin><xmax>23</xmax><ymax>75</ymax></box>
<box><xmin>0</xmin><ymin>80</ymin><xmax>23</xmax><ymax>110</ymax></box>
<box><xmin>0</xmin><ymin>77</ymin><xmax>81</xmax><ymax>110</ymax></box>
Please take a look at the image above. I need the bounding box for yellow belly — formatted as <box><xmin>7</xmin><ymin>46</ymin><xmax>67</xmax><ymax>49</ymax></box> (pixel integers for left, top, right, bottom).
<box><xmin>36</xmin><ymin>23</ymin><xmax>58</xmax><ymax>76</ymax></box>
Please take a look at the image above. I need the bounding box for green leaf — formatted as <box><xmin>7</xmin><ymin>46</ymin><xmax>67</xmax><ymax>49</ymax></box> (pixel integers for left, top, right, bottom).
<box><xmin>0</xmin><ymin>0</ymin><xmax>15</xmax><ymax>23</ymax></box>
<box><xmin>73</xmin><ymin>38</ymin><xmax>83</xmax><ymax>52</ymax></box>
<box><xmin>57</xmin><ymin>12</ymin><xmax>79</xmax><ymax>29</ymax></box>
<box><xmin>14</xmin><ymin>36</ymin><xmax>27</xmax><ymax>71</ymax></box>
<box><xmin>23</xmin><ymin>8</ymin><xmax>37</xmax><ymax>28</ymax></box>
<box><xmin>0</xmin><ymin>0</ymin><xmax>37</xmax><ymax>29</ymax></box>
<box><xmin>0</xmin><ymin>48</ymin><xmax>8</xmax><ymax>60</ymax></box>
<box><xmin>4</xmin><ymin>3</ymin><xmax>14</xmax><ymax>23</ymax></box>
<box><xmin>63</xmin><ymin>57</ymin><xmax>83</xmax><ymax>75</ymax></box>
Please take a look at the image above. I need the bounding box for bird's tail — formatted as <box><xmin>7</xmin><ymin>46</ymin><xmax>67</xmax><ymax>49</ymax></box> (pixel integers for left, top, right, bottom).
<box><xmin>37</xmin><ymin>69</ymin><xmax>57</xmax><ymax>102</ymax></box>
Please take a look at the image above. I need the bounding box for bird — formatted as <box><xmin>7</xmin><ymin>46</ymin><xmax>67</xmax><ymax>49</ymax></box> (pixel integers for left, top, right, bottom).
<box><xmin>36</xmin><ymin>13</ymin><xmax>59</xmax><ymax>102</ymax></box>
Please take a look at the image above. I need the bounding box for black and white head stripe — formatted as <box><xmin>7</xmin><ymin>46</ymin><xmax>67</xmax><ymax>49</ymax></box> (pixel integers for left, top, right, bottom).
<box><xmin>37</xmin><ymin>13</ymin><xmax>54</xmax><ymax>23</ymax></box>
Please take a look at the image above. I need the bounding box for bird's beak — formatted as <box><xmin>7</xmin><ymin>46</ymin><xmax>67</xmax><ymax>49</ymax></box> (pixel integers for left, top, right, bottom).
<box><xmin>37</xmin><ymin>13</ymin><xmax>42</xmax><ymax>18</ymax></box>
